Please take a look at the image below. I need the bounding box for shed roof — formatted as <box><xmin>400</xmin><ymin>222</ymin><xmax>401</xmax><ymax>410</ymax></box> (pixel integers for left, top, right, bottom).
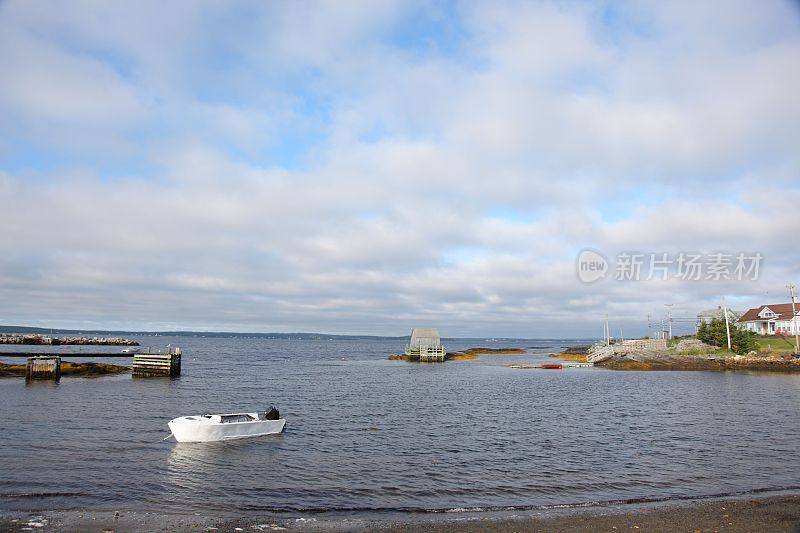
<box><xmin>410</xmin><ymin>327</ymin><xmax>441</xmax><ymax>348</ymax></box>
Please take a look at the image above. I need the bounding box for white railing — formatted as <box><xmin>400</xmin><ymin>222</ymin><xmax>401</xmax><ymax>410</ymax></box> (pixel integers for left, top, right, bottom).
<box><xmin>406</xmin><ymin>345</ymin><xmax>446</xmax><ymax>361</ymax></box>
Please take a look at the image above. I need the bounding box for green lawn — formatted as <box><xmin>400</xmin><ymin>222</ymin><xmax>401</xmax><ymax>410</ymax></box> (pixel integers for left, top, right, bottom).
<box><xmin>756</xmin><ymin>335</ymin><xmax>798</xmax><ymax>353</ymax></box>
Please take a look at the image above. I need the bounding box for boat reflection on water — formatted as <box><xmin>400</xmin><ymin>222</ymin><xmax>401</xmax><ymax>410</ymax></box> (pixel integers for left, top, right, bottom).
<box><xmin>164</xmin><ymin>432</ymin><xmax>287</xmax><ymax>511</ymax></box>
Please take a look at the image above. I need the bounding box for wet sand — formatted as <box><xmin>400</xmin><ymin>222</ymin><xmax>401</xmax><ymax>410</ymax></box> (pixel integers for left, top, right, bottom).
<box><xmin>3</xmin><ymin>494</ymin><xmax>799</xmax><ymax>532</ymax></box>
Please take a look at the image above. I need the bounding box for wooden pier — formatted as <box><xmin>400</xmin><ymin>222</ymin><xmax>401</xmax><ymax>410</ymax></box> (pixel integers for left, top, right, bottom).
<box><xmin>0</xmin><ymin>352</ymin><xmax>135</xmax><ymax>358</ymax></box>
<box><xmin>26</xmin><ymin>356</ymin><xmax>61</xmax><ymax>381</ymax></box>
<box><xmin>132</xmin><ymin>347</ymin><xmax>181</xmax><ymax>377</ymax></box>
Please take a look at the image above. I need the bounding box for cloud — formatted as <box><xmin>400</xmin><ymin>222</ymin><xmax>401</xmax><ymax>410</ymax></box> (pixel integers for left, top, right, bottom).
<box><xmin>0</xmin><ymin>0</ymin><xmax>798</xmax><ymax>336</ymax></box>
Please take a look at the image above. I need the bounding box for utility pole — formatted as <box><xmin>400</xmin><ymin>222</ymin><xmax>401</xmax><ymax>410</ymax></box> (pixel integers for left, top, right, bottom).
<box><xmin>664</xmin><ymin>304</ymin><xmax>674</xmax><ymax>340</ymax></box>
<box><xmin>722</xmin><ymin>296</ymin><xmax>732</xmax><ymax>352</ymax></box>
<box><xmin>789</xmin><ymin>284</ymin><xmax>799</xmax><ymax>355</ymax></box>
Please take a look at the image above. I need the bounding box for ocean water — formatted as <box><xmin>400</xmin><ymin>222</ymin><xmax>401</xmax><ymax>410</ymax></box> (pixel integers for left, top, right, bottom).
<box><xmin>1</xmin><ymin>336</ymin><xmax>799</xmax><ymax>520</ymax></box>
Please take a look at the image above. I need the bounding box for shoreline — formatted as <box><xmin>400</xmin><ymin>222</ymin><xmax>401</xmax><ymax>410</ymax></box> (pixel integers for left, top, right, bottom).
<box><xmin>389</xmin><ymin>347</ymin><xmax>527</xmax><ymax>362</ymax></box>
<box><xmin>595</xmin><ymin>353</ymin><xmax>800</xmax><ymax>372</ymax></box>
<box><xmin>0</xmin><ymin>361</ymin><xmax>130</xmax><ymax>378</ymax></box>
<box><xmin>551</xmin><ymin>344</ymin><xmax>800</xmax><ymax>373</ymax></box>
<box><xmin>3</xmin><ymin>493</ymin><xmax>799</xmax><ymax>532</ymax></box>
<box><xmin>377</xmin><ymin>494</ymin><xmax>800</xmax><ymax>532</ymax></box>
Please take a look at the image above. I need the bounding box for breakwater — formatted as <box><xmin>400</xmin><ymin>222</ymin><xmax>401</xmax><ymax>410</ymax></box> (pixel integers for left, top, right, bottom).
<box><xmin>0</xmin><ymin>334</ymin><xmax>138</xmax><ymax>346</ymax></box>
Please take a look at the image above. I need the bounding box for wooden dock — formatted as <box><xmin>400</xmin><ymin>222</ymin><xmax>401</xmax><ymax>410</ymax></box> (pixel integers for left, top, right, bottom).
<box><xmin>132</xmin><ymin>348</ymin><xmax>181</xmax><ymax>377</ymax></box>
<box><xmin>0</xmin><ymin>352</ymin><xmax>135</xmax><ymax>358</ymax></box>
<box><xmin>3</xmin><ymin>345</ymin><xmax>183</xmax><ymax>380</ymax></box>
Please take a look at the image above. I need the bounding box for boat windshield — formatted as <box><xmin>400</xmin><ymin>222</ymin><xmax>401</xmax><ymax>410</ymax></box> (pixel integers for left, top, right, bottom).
<box><xmin>220</xmin><ymin>414</ymin><xmax>256</xmax><ymax>423</ymax></box>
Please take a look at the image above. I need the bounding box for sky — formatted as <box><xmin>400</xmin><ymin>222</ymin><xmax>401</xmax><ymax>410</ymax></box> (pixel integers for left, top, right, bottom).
<box><xmin>0</xmin><ymin>0</ymin><xmax>799</xmax><ymax>337</ymax></box>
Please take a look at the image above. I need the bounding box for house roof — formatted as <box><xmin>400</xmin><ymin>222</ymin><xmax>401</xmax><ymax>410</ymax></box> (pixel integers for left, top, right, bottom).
<box><xmin>698</xmin><ymin>307</ymin><xmax>742</xmax><ymax>320</ymax></box>
<box><xmin>739</xmin><ymin>303</ymin><xmax>799</xmax><ymax>322</ymax></box>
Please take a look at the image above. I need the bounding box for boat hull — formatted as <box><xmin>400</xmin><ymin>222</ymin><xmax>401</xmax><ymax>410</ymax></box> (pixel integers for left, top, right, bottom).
<box><xmin>168</xmin><ymin>418</ymin><xmax>286</xmax><ymax>443</ymax></box>
<box><xmin>540</xmin><ymin>363</ymin><xmax>563</xmax><ymax>369</ymax></box>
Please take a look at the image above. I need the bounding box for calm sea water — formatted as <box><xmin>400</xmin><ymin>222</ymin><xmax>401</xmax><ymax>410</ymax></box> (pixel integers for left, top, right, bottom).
<box><xmin>1</xmin><ymin>336</ymin><xmax>800</xmax><ymax>520</ymax></box>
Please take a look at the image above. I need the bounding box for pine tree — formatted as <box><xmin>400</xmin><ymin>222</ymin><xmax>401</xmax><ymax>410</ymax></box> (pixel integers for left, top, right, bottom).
<box><xmin>696</xmin><ymin>318</ymin><xmax>757</xmax><ymax>355</ymax></box>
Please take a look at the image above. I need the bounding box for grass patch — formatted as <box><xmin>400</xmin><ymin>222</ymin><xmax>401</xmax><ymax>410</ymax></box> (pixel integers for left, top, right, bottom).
<box><xmin>756</xmin><ymin>336</ymin><xmax>797</xmax><ymax>353</ymax></box>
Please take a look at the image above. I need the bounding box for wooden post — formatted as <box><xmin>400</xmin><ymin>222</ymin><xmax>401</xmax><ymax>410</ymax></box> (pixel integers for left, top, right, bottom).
<box><xmin>26</xmin><ymin>356</ymin><xmax>61</xmax><ymax>381</ymax></box>
<box><xmin>171</xmin><ymin>348</ymin><xmax>181</xmax><ymax>377</ymax></box>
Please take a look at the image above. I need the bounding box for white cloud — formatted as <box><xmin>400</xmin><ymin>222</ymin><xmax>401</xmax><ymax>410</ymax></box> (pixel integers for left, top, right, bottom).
<box><xmin>0</xmin><ymin>1</ymin><xmax>798</xmax><ymax>336</ymax></box>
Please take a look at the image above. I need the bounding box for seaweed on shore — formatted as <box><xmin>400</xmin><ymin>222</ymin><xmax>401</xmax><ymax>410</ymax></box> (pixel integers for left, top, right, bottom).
<box><xmin>550</xmin><ymin>352</ymin><xmax>589</xmax><ymax>363</ymax></box>
<box><xmin>596</xmin><ymin>354</ymin><xmax>800</xmax><ymax>373</ymax></box>
<box><xmin>388</xmin><ymin>347</ymin><xmax>526</xmax><ymax>362</ymax></box>
<box><xmin>0</xmin><ymin>361</ymin><xmax>130</xmax><ymax>378</ymax></box>
<box><xmin>448</xmin><ymin>347</ymin><xmax>526</xmax><ymax>361</ymax></box>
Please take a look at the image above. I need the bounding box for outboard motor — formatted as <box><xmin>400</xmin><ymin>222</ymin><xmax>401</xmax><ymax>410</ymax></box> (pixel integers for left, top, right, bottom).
<box><xmin>264</xmin><ymin>406</ymin><xmax>280</xmax><ymax>420</ymax></box>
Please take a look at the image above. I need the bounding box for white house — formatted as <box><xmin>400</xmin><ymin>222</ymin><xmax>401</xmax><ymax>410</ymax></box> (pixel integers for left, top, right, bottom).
<box><xmin>696</xmin><ymin>307</ymin><xmax>742</xmax><ymax>332</ymax></box>
<box><xmin>738</xmin><ymin>303</ymin><xmax>800</xmax><ymax>336</ymax></box>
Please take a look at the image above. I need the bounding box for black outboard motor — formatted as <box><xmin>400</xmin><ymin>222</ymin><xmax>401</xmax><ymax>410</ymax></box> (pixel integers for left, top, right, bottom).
<box><xmin>264</xmin><ymin>406</ymin><xmax>280</xmax><ymax>420</ymax></box>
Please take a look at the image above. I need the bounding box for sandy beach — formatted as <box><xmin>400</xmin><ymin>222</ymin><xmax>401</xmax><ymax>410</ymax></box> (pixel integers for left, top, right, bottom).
<box><xmin>3</xmin><ymin>494</ymin><xmax>800</xmax><ymax>532</ymax></box>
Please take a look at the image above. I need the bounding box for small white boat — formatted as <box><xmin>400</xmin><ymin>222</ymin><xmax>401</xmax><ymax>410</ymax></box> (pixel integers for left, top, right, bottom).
<box><xmin>168</xmin><ymin>407</ymin><xmax>285</xmax><ymax>443</ymax></box>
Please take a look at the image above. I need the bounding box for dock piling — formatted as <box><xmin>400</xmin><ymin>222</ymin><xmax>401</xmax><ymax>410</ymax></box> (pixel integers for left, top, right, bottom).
<box><xmin>25</xmin><ymin>356</ymin><xmax>61</xmax><ymax>381</ymax></box>
<box><xmin>132</xmin><ymin>347</ymin><xmax>181</xmax><ymax>377</ymax></box>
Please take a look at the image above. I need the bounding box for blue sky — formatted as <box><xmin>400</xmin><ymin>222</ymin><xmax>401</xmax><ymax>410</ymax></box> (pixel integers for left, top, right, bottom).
<box><xmin>0</xmin><ymin>0</ymin><xmax>798</xmax><ymax>336</ymax></box>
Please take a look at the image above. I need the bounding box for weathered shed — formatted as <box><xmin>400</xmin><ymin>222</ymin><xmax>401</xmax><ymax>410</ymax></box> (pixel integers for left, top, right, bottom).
<box><xmin>410</xmin><ymin>328</ymin><xmax>441</xmax><ymax>349</ymax></box>
<box><xmin>405</xmin><ymin>328</ymin><xmax>446</xmax><ymax>362</ymax></box>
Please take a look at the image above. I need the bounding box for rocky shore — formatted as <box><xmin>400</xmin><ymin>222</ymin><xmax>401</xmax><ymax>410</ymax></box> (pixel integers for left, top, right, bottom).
<box><xmin>597</xmin><ymin>352</ymin><xmax>800</xmax><ymax>372</ymax></box>
<box><xmin>389</xmin><ymin>347</ymin><xmax>526</xmax><ymax>362</ymax></box>
<box><xmin>0</xmin><ymin>333</ymin><xmax>138</xmax><ymax>346</ymax></box>
<box><xmin>0</xmin><ymin>361</ymin><xmax>130</xmax><ymax>378</ymax></box>
<box><xmin>554</xmin><ymin>338</ymin><xmax>800</xmax><ymax>372</ymax></box>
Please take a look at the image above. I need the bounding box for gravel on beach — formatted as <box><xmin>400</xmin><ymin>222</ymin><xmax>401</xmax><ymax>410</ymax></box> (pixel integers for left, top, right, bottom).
<box><xmin>3</xmin><ymin>494</ymin><xmax>800</xmax><ymax>532</ymax></box>
<box><xmin>377</xmin><ymin>495</ymin><xmax>800</xmax><ymax>532</ymax></box>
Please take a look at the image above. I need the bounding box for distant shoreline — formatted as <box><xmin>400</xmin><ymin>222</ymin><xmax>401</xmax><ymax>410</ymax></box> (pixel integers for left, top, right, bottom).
<box><xmin>0</xmin><ymin>325</ymin><xmax>595</xmax><ymax>342</ymax></box>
